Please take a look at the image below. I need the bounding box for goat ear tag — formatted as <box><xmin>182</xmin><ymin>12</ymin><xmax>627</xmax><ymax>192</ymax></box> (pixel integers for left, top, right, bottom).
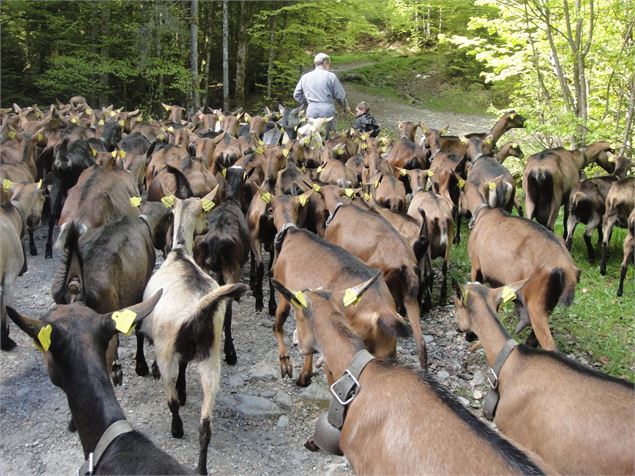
<box><xmin>111</xmin><ymin>150</ymin><xmax>117</xmax><ymax>158</ymax></box>
<box><xmin>364</xmin><ymin>192</ymin><xmax>372</xmax><ymax>201</ymax></box>
<box><xmin>37</xmin><ymin>325</ymin><xmax>52</xmax><ymax>352</ymax></box>
<box><xmin>292</xmin><ymin>291</ymin><xmax>308</xmax><ymax>308</ymax></box>
<box><xmin>488</xmin><ymin>182</ymin><xmax>496</xmax><ymax>191</ymax></box>
<box><xmin>373</xmin><ymin>179</ymin><xmax>379</xmax><ymax>188</ymax></box>
<box><xmin>161</xmin><ymin>195</ymin><xmax>175</xmax><ymax>208</ymax></box>
<box><xmin>129</xmin><ymin>196</ymin><xmax>142</xmax><ymax>208</ymax></box>
<box><xmin>345</xmin><ymin>188</ymin><xmax>354</xmax><ymax>197</ymax></box>
<box><xmin>298</xmin><ymin>193</ymin><xmax>309</xmax><ymax>207</ymax></box>
<box><xmin>112</xmin><ymin>309</ymin><xmax>137</xmax><ymax>335</ymax></box>
<box><xmin>462</xmin><ymin>288</ymin><xmax>470</xmax><ymax>305</ymax></box>
<box><xmin>36</xmin><ymin>133</ymin><xmax>44</xmax><ymax>142</ymax></box>
<box><xmin>260</xmin><ymin>192</ymin><xmax>271</xmax><ymax>204</ymax></box>
<box><xmin>118</xmin><ymin>150</ymin><xmax>126</xmax><ymax>159</ymax></box>
<box><xmin>90</xmin><ymin>148</ymin><xmax>97</xmax><ymax>157</ymax></box>
<box><xmin>608</xmin><ymin>155</ymin><xmax>615</xmax><ymax>163</ymax></box>
<box><xmin>398</xmin><ymin>167</ymin><xmax>407</xmax><ymax>176</ymax></box>
<box><xmin>316</xmin><ymin>165</ymin><xmax>324</xmax><ymax>174</ymax></box>
<box><xmin>201</xmin><ymin>198</ymin><xmax>215</xmax><ymax>213</ymax></box>
<box><xmin>85</xmin><ymin>108</ymin><xmax>93</xmax><ymax>115</ymax></box>
<box><xmin>343</xmin><ymin>288</ymin><xmax>360</xmax><ymax>307</ymax></box>
<box><xmin>37</xmin><ymin>179</ymin><xmax>43</xmax><ymax>190</ymax></box>
<box><xmin>427</xmin><ymin>170</ymin><xmax>434</xmax><ymax>177</ymax></box>
<box><xmin>118</xmin><ymin>119</ymin><xmax>125</xmax><ymax>127</ymax></box>
<box><xmin>3</xmin><ymin>178</ymin><xmax>14</xmax><ymax>190</ymax></box>
<box><xmin>282</xmin><ymin>149</ymin><xmax>289</xmax><ymax>158</ymax></box>
<box><xmin>312</xmin><ymin>183</ymin><xmax>321</xmax><ymax>192</ymax></box>
<box><xmin>501</xmin><ymin>286</ymin><xmax>516</xmax><ymax>303</ymax></box>
<box><xmin>70</xmin><ymin>117</ymin><xmax>78</xmax><ymax>124</ymax></box>
<box><xmin>458</xmin><ymin>178</ymin><xmax>466</xmax><ymax>189</ymax></box>
<box><xmin>98</xmin><ymin>119</ymin><xmax>105</xmax><ymax>126</ymax></box>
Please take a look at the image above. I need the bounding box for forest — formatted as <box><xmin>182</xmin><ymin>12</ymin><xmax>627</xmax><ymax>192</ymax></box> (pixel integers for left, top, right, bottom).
<box><xmin>1</xmin><ymin>0</ymin><xmax>633</xmax><ymax>152</ymax></box>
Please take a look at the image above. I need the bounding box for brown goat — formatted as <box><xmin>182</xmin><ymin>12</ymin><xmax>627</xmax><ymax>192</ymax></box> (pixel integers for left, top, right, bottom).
<box><xmin>325</xmin><ymin>202</ymin><xmax>427</xmax><ymax>367</ymax></box>
<box><xmin>454</xmin><ymin>280</ymin><xmax>634</xmax><ymax>475</ymax></box>
<box><xmin>271</xmin><ymin>278</ymin><xmax>549</xmax><ymax>475</ymax></box>
<box><xmin>565</xmin><ymin>176</ymin><xmax>617</xmax><ymax>262</ymax></box>
<box><xmin>617</xmin><ymin>209</ymin><xmax>635</xmax><ymax>297</ymax></box>
<box><xmin>522</xmin><ymin>141</ymin><xmax>613</xmax><ymax>236</ymax></box>
<box><xmin>600</xmin><ymin>176</ymin><xmax>635</xmax><ymax>275</ymax></box>
<box><xmin>272</xmin><ymin>226</ymin><xmax>409</xmax><ymax>386</ymax></box>
<box><xmin>465</xmin><ymin>188</ymin><xmax>579</xmax><ymax>351</ymax></box>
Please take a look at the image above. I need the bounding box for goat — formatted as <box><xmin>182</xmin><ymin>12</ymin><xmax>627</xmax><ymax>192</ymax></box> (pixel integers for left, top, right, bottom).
<box><xmin>522</xmin><ymin>141</ymin><xmax>613</xmax><ymax>237</ymax></box>
<box><xmin>271</xmin><ymin>277</ymin><xmax>549</xmax><ymax>475</ymax></box>
<box><xmin>324</xmin><ymin>202</ymin><xmax>427</xmax><ymax>367</ymax></box>
<box><xmin>5</xmin><ymin>180</ymin><xmax>46</xmax><ymax>257</ymax></box>
<box><xmin>464</xmin><ymin>155</ymin><xmax>515</xmax><ymax>213</ymax></box>
<box><xmin>429</xmin><ymin>153</ymin><xmax>469</xmax><ymax>243</ymax></box>
<box><xmin>7</xmin><ymin>296</ymin><xmax>192</xmax><ymax>474</ymax></box>
<box><xmin>453</xmin><ymin>280</ymin><xmax>634</xmax><ymax>475</ymax></box>
<box><xmin>372</xmin><ymin>173</ymin><xmax>407</xmax><ymax>213</ymax></box>
<box><xmin>495</xmin><ymin>142</ymin><xmax>524</xmax><ymax>163</ymax></box>
<box><xmin>139</xmin><ymin>186</ymin><xmax>249</xmax><ymax>474</ymax></box>
<box><xmin>617</xmin><ymin>209</ymin><xmax>635</xmax><ymax>297</ymax></box>
<box><xmin>385</xmin><ymin>121</ymin><xmax>428</xmax><ymax>169</ymax></box>
<box><xmin>564</xmin><ymin>176</ymin><xmax>617</xmax><ymax>262</ymax></box>
<box><xmin>272</xmin><ymin>226</ymin><xmax>410</xmax><ymax>386</ymax></box>
<box><xmin>600</xmin><ymin>176</ymin><xmax>635</xmax><ymax>276</ymax></box>
<box><xmin>464</xmin><ymin>185</ymin><xmax>580</xmax><ymax>351</ymax></box>
<box><xmin>193</xmin><ymin>165</ymin><xmax>252</xmax><ymax>365</ymax></box>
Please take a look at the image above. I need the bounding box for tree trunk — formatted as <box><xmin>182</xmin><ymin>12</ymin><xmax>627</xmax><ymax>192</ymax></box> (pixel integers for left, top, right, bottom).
<box><xmin>156</xmin><ymin>2</ymin><xmax>163</xmax><ymax>108</ymax></box>
<box><xmin>190</xmin><ymin>0</ymin><xmax>200</xmax><ymax>113</ymax></box>
<box><xmin>235</xmin><ymin>1</ymin><xmax>247</xmax><ymax>107</ymax></box>
<box><xmin>621</xmin><ymin>64</ymin><xmax>635</xmax><ymax>158</ymax></box>
<box><xmin>266</xmin><ymin>14</ymin><xmax>276</xmax><ymax>100</ymax></box>
<box><xmin>99</xmin><ymin>6</ymin><xmax>110</xmax><ymax>107</ymax></box>
<box><xmin>222</xmin><ymin>0</ymin><xmax>229</xmax><ymax>111</ymax></box>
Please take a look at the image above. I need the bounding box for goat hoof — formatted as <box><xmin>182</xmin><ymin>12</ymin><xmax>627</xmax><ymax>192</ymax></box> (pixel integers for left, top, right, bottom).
<box><xmin>171</xmin><ymin>424</ymin><xmax>184</xmax><ymax>439</ymax></box>
<box><xmin>296</xmin><ymin>373</ymin><xmax>312</xmax><ymax>387</ymax></box>
<box><xmin>255</xmin><ymin>300</ymin><xmax>263</xmax><ymax>312</ymax></box>
<box><xmin>30</xmin><ymin>247</ymin><xmax>37</xmax><ymax>256</ymax></box>
<box><xmin>304</xmin><ymin>438</ymin><xmax>320</xmax><ymax>452</ymax></box>
<box><xmin>68</xmin><ymin>419</ymin><xmax>77</xmax><ymax>432</ymax></box>
<box><xmin>196</xmin><ymin>464</ymin><xmax>208</xmax><ymax>475</ymax></box>
<box><xmin>1</xmin><ymin>337</ymin><xmax>17</xmax><ymax>351</ymax></box>
<box><xmin>151</xmin><ymin>361</ymin><xmax>161</xmax><ymax>379</ymax></box>
<box><xmin>617</xmin><ymin>289</ymin><xmax>623</xmax><ymax>297</ymax></box>
<box><xmin>135</xmin><ymin>362</ymin><xmax>149</xmax><ymax>377</ymax></box>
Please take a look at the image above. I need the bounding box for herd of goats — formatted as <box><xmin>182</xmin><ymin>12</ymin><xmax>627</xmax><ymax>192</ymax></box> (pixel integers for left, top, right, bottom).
<box><xmin>0</xmin><ymin>96</ymin><xmax>634</xmax><ymax>475</ymax></box>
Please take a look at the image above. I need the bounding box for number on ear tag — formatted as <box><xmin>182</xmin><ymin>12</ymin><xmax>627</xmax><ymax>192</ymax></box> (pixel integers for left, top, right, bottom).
<box><xmin>37</xmin><ymin>324</ymin><xmax>52</xmax><ymax>351</ymax></box>
<box><xmin>201</xmin><ymin>198</ymin><xmax>215</xmax><ymax>213</ymax></box>
<box><xmin>343</xmin><ymin>288</ymin><xmax>360</xmax><ymax>307</ymax></box>
<box><xmin>292</xmin><ymin>291</ymin><xmax>307</xmax><ymax>308</ymax></box>
<box><xmin>129</xmin><ymin>196</ymin><xmax>142</xmax><ymax>207</ymax></box>
<box><xmin>161</xmin><ymin>195</ymin><xmax>175</xmax><ymax>208</ymax></box>
<box><xmin>112</xmin><ymin>309</ymin><xmax>137</xmax><ymax>335</ymax></box>
<box><xmin>501</xmin><ymin>286</ymin><xmax>516</xmax><ymax>303</ymax></box>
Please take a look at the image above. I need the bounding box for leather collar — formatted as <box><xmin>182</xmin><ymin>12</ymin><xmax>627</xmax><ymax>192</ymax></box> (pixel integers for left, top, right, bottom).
<box><xmin>312</xmin><ymin>349</ymin><xmax>375</xmax><ymax>455</ymax></box>
<box><xmin>273</xmin><ymin>222</ymin><xmax>297</xmax><ymax>255</ymax></box>
<box><xmin>482</xmin><ymin>339</ymin><xmax>517</xmax><ymax>420</ymax></box>
<box><xmin>77</xmin><ymin>419</ymin><xmax>134</xmax><ymax>475</ymax></box>
<box><xmin>325</xmin><ymin>202</ymin><xmax>344</xmax><ymax>228</ymax></box>
<box><xmin>468</xmin><ymin>203</ymin><xmax>489</xmax><ymax>229</ymax></box>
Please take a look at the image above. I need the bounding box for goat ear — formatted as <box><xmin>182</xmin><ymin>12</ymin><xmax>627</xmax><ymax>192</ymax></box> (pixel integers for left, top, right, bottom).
<box><xmin>201</xmin><ymin>184</ymin><xmax>219</xmax><ymax>204</ymax></box>
<box><xmin>451</xmin><ymin>279</ymin><xmax>464</xmax><ymax>302</ymax></box>
<box><xmin>271</xmin><ymin>279</ymin><xmax>307</xmax><ymax>309</ymax></box>
<box><xmin>166</xmin><ymin>165</ymin><xmax>193</xmax><ymax>199</ymax></box>
<box><xmin>342</xmin><ymin>271</ymin><xmax>381</xmax><ymax>307</ymax></box>
<box><xmin>6</xmin><ymin>307</ymin><xmax>46</xmax><ymax>341</ymax></box>
<box><xmin>493</xmin><ymin>279</ymin><xmax>529</xmax><ymax>308</ymax></box>
<box><xmin>107</xmin><ymin>290</ymin><xmax>164</xmax><ymax>336</ymax></box>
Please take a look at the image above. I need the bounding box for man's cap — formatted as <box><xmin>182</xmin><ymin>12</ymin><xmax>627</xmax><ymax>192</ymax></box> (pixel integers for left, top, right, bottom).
<box><xmin>314</xmin><ymin>53</ymin><xmax>330</xmax><ymax>65</ymax></box>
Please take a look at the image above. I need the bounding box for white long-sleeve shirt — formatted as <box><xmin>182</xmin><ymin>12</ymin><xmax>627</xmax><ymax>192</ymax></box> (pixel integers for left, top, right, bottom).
<box><xmin>293</xmin><ymin>67</ymin><xmax>347</xmax><ymax>118</ymax></box>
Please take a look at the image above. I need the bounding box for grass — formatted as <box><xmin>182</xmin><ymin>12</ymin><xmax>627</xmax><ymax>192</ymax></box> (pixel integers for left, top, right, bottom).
<box><xmin>444</xmin><ymin>210</ymin><xmax>634</xmax><ymax>381</ymax></box>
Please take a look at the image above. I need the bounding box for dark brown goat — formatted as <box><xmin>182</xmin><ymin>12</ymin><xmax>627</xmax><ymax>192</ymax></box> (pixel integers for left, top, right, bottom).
<box><xmin>617</xmin><ymin>209</ymin><xmax>635</xmax><ymax>297</ymax></box>
<box><xmin>522</xmin><ymin>141</ymin><xmax>613</xmax><ymax>236</ymax></box>
<box><xmin>270</xmin><ymin>278</ymin><xmax>549</xmax><ymax>475</ymax></box>
<box><xmin>454</xmin><ymin>281</ymin><xmax>634</xmax><ymax>475</ymax></box>
<box><xmin>7</xmin><ymin>295</ymin><xmax>191</xmax><ymax>474</ymax></box>
<box><xmin>600</xmin><ymin>176</ymin><xmax>635</xmax><ymax>275</ymax></box>
<box><xmin>565</xmin><ymin>176</ymin><xmax>617</xmax><ymax>262</ymax></box>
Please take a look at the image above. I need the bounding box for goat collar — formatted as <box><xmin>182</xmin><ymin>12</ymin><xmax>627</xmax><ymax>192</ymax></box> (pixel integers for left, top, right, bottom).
<box><xmin>483</xmin><ymin>339</ymin><xmax>518</xmax><ymax>421</ymax></box>
<box><xmin>312</xmin><ymin>349</ymin><xmax>375</xmax><ymax>455</ymax></box>
<box><xmin>325</xmin><ymin>202</ymin><xmax>344</xmax><ymax>228</ymax></box>
<box><xmin>77</xmin><ymin>419</ymin><xmax>134</xmax><ymax>475</ymax></box>
<box><xmin>468</xmin><ymin>203</ymin><xmax>489</xmax><ymax>229</ymax></box>
<box><xmin>273</xmin><ymin>222</ymin><xmax>297</xmax><ymax>255</ymax></box>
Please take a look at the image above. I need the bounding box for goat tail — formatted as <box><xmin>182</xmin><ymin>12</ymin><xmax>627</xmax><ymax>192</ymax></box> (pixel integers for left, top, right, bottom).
<box><xmin>544</xmin><ymin>266</ymin><xmax>580</xmax><ymax>312</ymax></box>
<box><xmin>192</xmin><ymin>283</ymin><xmax>250</xmax><ymax>323</ymax></box>
<box><xmin>527</xmin><ymin>169</ymin><xmax>553</xmax><ymax>225</ymax></box>
<box><xmin>51</xmin><ymin>223</ymin><xmax>81</xmax><ymax>304</ymax></box>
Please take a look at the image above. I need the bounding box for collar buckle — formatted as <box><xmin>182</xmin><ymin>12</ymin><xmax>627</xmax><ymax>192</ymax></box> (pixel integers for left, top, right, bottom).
<box><xmin>330</xmin><ymin>369</ymin><xmax>360</xmax><ymax>405</ymax></box>
<box><xmin>487</xmin><ymin>367</ymin><xmax>499</xmax><ymax>390</ymax></box>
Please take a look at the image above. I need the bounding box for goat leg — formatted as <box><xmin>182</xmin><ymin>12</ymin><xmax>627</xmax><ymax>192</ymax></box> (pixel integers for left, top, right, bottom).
<box><xmin>19</xmin><ymin>242</ymin><xmax>28</xmax><ymax>276</ymax></box>
<box><xmin>135</xmin><ymin>333</ymin><xmax>149</xmax><ymax>376</ymax></box>
<box><xmin>177</xmin><ymin>362</ymin><xmax>187</xmax><ymax>406</ymax></box>
<box><xmin>617</xmin><ymin>247</ymin><xmax>632</xmax><ymax>297</ymax></box>
<box><xmin>440</xmin><ymin>260</ymin><xmax>448</xmax><ymax>303</ymax></box>
<box><xmin>296</xmin><ymin>353</ymin><xmax>314</xmax><ymax>387</ymax></box>
<box><xmin>0</xmin><ymin>298</ymin><xmax>17</xmax><ymax>351</ymax></box>
<box><xmin>273</xmin><ymin>299</ymin><xmax>292</xmax><ymax>378</ymax></box>
<box><xmin>197</xmin><ymin>418</ymin><xmax>211</xmax><ymax>475</ymax></box>
<box><xmin>29</xmin><ymin>229</ymin><xmax>37</xmax><ymax>256</ymax></box>
<box><xmin>168</xmin><ymin>399</ymin><xmax>184</xmax><ymax>438</ymax></box>
<box><xmin>223</xmin><ymin>302</ymin><xmax>237</xmax><ymax>365</ymax></box>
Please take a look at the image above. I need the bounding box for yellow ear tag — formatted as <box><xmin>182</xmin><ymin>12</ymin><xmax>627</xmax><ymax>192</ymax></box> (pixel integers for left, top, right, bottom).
<box><xmin>201</xmin><ymin>198</ymin><xmax>215</xmax><ymax>213</ymax></box>
<box><xmin>37</xmin><ymin>179</ymin><xmax>43</xmax><ymax>190</ymax></box>
<box><xmin>373</xmin><ymin>179</ymin><xmax>379</xmax><ymax>188</ymax></box>
<box><xmin>90</xmin><ymin>148</ymin><xmax>97</xmax><ymax>157</ymax></box>
<box><xmin>111</xmin><ymin>150</ymin><xmax>117</xmax><ymax>158</ymax></box>
<box><xmin>361</xmin><ymin>133</ymin><xmax>369</xmax><ymax>141</ymax></box>
<box><xmin>292</xmin><ymin>290</ymin><xmax>308</xmax><ymax>309</ymax></box>
<box><xmin>282</xmin><ymin>149</ymin><xmax>290</xmax><ymax>158</ymax></box>
<box><xmin>488</xmin><ymin>182</ymin><xmax>496</xmax><ymax>191</ymax></box>
<box><xmin>98</xmin><ymin>119</ymin><xmax>105</xmax><ymax>126</ymax></box>
<box><xmin>221</xmin><ymin>168</ymin><xmax>227</xmax><ymax>177</ymax></box>
<box><xmin>260</xmin><ymin>191</ymin><xmax>271</xmax><ymax>204</ymax></box>
<box><xmin>157</xmin><ymin>134</ymin><xmax>165</xmax><ymax>141</ymax></box>
<box><xmin>462</xmin><ymin>288</ymin><xmax>470</xmax><ymax>305</ymax></box>
<box><xmin>85</xmin><ymin>108</ymin><xmax>93</xmax><ymax>115</ymax></box>
<box><xmin>335</xmin><ymin>146</ymin><xmax>344</xmax><ymax>155</ymax></box>
<box><xmin>119</xmin><ymin>150</ymin><xmax>126</xmax><ymax>159</ymax></box>
<box><xmin>218</xmin><ymin>114</ymin><xmax>224</xmax><ymax>122</ymax></box>
<box><xmin>161</xmin><ymin>195</ymin><xmax>175</xmax><ymax>208</ymax></box>
<box><xmin>167</xmin><ymin>126</ymin><xmax>174</xmax><ymax>133</ymax></box>
<box><xmin>129</xmin><ymin>196</ymin><xmax>142</xmax><ymax>207</ymax></box>
<box><xmin>510</xmin><ymin>113</ymin><xmax>517</xmax><ymax>119</ymax></box>
<box><xmin>112</xmin><ymin>309</ymin><xmax>137</xmax><ymax>335</ymax></box>
<box><xmin>458</xmin><ymin>178</ymin><xmax>466</xmax><ymax>189</ymax></box>
<box><xmin>316</xmin><ymin>165</ymin><xmax>324</xmax><ymax>174</ymax></box>
<box><xmin>501</xmin><ymin>286</ymin><xmax>516</xmax><ymax>304</ymax></box>
<box><xmin>343</xmin><ymin>288</ymin><xmax>360</xmax><ymax>307</ymax></box>
<box><xmin>427</xmin><ymin>170</ymin><xmax>434</xmax><ymax>177</ymax></box>
<box><xmin>511</xmin><ymin>143</ymin><xmax>517</xmax><ymax>148</ymax></box>
<box><xmin>110</xmin><ymin>111</ymin><xmax>116</xmax><ymax>117</ymax></box>
<box><xmin>70</xmin><ymin>117</ymin><xmax>78</xmax><ymax>124</ymax></box>
<box><xmin>364</xmin><ymin>192</ymin><xmax>372</xmax><ymax>201</ymax></box>
<box><xmin>360</xmin><ymin>142</ymin><xmax>367</xmax><ymax>150</ymax></box>
<box><xmin>312</xmin><ymin>183</ymin><xmax>321</xmax><ymax>193</ymax></box>
<box><xmin>460</xmin><ymin>136</ymin><xmax>468</xmax><ymax>144</ymax></box>
<box><xmin>608</xmin><ymin>156</ymin><xmax>615</xmax><ymax>163</ymax></box>
<box><xmin>37</xmin><ymin>324</ymin><xmax>52</xmax><ymax>351</ymax></box>
<box><xmin>345</xmin><ymin>188</ymin><xmax>354</xmax><ymax>198</ymax></box>
<box><xmin>301</xmin><ymin>165</ymin><xmax>306</xmax><ymax>174</ymax></box>
<box><xmin>36</xmin><ymin>133</ymin><xmax>44</xmax><ymax>142</ymax></box>
<box><xmin>118</xmin><ymin>119</ymin><xmax>125</xmax><ymax>127</ymax></box>
<box><xmin>398</xmin><ymin>167</ymin><xmax>407</xmax><ymax>176</ymax></box>
<box><xmin>381</xmin><ymin>146</ymin><xmax>388</xmax><ymax>153</ymax></box>
<box><xmin>298</xmin><ymin>193</ymin><xmax>309</xmax><ymax>207</ymax></box>
<box><xmin>255</xmin><ymin>146</ymin><xmax>264</xmax><ymax>155</ymax></box>
<box><xmin>3</xmin><ymin>178</ymin><xmax>13</xmax><ymax>190</ymax></box>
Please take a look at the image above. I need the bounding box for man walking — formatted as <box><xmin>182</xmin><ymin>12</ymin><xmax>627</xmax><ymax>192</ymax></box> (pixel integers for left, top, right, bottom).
<box><xmin>293</xmin><ymin>53</ymin><xmax>351</xmax><ymax>137</ymax></box>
